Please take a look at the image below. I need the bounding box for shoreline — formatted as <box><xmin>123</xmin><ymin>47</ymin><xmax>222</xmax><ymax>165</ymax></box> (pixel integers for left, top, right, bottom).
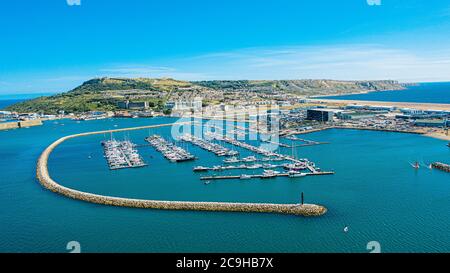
<box><xmin>308</xmin><ymin>98</ymin><xmax>450</xmax><ymax>111</ymax></box>
<box><xmin>284</xmin><ymin>125</ymin><xmax>450</xmax><ymax>141</ymax></box>
<box><xmin>308</xmin><ymin>85</ymin><xmax>409</xmax><ymax>99</ymax></box>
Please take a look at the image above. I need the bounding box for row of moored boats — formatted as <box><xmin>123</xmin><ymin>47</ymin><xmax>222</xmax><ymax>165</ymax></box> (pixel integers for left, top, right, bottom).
<box><xmin>102</xmin><ymin>140</ymin><xmax>147</xmax><ymax>170</ymax></box>
<box><xmin>179</xmin><ymin>134</ymin><xmax>239</xmax><ymax>157</ymax></box>
<box><xmin>145</xmin><ymin>135</ymin><xmax>195</xmax><ymax>162</ymax></box>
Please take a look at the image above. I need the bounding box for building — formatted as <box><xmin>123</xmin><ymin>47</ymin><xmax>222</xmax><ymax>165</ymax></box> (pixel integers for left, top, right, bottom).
<box><xmin>414</xmin><ymin>119</ymin><xmax>450</xmax><ymax>127</ymax></box>
<box><xmin>117</xmin><ymin>101</ymin><xmax>149</xmax><ymax>110</ymax></box>
<box><xmin>306</xmin><ymin>109</ymin><xmax>334</xmax><ymax>122</ymax></box>
<box><xmin>338</xmin><ymin>111</ymin><xmax>386</xmax><ymax>120</ymax></box>
<box><xmin>167</xmin><ymin>98</ymin><xmax>203</xmax><ymax>112</ymax></box>
<box><xmin>267</xmin><ymin>109</ymin><xmax>280</xmax><ymax>132</ymax></box>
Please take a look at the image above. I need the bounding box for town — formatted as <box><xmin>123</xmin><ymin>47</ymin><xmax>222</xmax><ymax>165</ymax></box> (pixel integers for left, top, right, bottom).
<box><xmin>2</xmin><ymin>94</ymin><xmax>449</xmax><ymax>145</ymax></box>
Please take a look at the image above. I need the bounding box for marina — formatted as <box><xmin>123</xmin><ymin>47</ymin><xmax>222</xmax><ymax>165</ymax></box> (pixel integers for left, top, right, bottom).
<box><xmin>145</xmin><ymin>135</ymin><xmax>196</xmax><ymax>162</ymax></box>
<box><xmin>101</xmin><ymin>139</ymin><xmax>147</xmax><ymax>170</ymax></box>
<box><xmin>191</xmin><ymin>129</ymin><xmax>330</xmax><ymax>180</ymax></box>
<box><xmin>179</xmin><ymin>133</ymin><xmax>239</xmax><ymax>156</ymax></box>
<box><xmin>3</xmin><ymin>117</ymin><xmax>450</xmax><ymax>252</ymax></box>
<box><xmin>205</xmin><ymin>132</ymin><xmax>319</xmax><ymax>169</ymax></box>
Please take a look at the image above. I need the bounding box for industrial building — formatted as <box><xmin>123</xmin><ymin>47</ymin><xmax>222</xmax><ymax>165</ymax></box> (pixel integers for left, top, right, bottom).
<box><xmin>165</xmin><ymin>99</ymin><xmax>202</xmax><ymax>112</ymax></box>
<box><xmin>337</xmin><ymin>111</ymin><xmax>387</xmax><ymax>120</ymax></box>
<box><xmin>117</xmin><ymin>101</ymin><xmax>149</xmax><ymax>110</ymax></box>
<box><xmin>414</xmin><ymin>119</ymin><xmax>450</xmax><ymax>127</ymax></box>
<box><xmin>306</xmin><ymin>109</ymin><xmax>335</xmax><ymax>122</ymax></box>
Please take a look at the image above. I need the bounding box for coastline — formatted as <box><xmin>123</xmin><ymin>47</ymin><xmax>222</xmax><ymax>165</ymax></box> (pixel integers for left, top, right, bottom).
<box><xmin>308</xmin><ymin>85</ymin><xmax>408</xmax><ymax>99</ymax></box>
<box><xmin>283</xmin><ymin>125</ymin><xmax>450</xmax><ymax>142</ymax></box>
<box><xmin>308</xmin><ymin>98</ymin><xmax>450</xmax><ymax>111</ymax></box>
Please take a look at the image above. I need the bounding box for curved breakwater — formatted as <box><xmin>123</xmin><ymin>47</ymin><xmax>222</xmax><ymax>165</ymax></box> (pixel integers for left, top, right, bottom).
<box><xmin>36</xmin><ymin>122</ymin><xmax>327</xmax><ymax>217</ymax></box>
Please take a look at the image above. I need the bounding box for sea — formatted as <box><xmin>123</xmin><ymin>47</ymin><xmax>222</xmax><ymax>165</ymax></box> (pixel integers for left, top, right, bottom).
<box><xmin>317</xmin><ymin>82</ymin><xmax>450</xmax><ymax>104</ymax></box>
<box><xmin>0</xmin><ymin>93</ymin><xmax>54</xmax><ymax>110</ymax></box>
<box><xmin>1</xmin><ymin>117</ymin><xmax>450</xmax><ymax>253</ymax></box>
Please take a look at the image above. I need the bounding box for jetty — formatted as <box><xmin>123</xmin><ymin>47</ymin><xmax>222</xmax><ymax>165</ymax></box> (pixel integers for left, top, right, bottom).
<box><xmin>102</xmin><ymin>139</ymin><xmax>146</xmax><ymax>170</ymax></box>
<box><xmin>431</xmin><ymin>162</ymin><xmax>450</xmax><ymax>173</ymax></box>
<box><xmin>35</xmin><ymin>122</ymin><xmax>327</xmax><ymax>217</ymax></box>
<box><xmin>200</xmin><ymin>171</ymin><xmax>335</xmax><ymax>180</ymax></box>
<box><xmin>284</xmin><ymin>136</ymin><xmax>330</xmax><ymax>147</ymax></box>
<box><xmin>194</xmin><ymin>163</ymin><xmax>285</xmax><ymax>172</ymax></box>
<box><xmin>145</xmin><ymin>135</ymin><xmax>195</xmax><ymax>162</ymax></box>
<box><xmin>179</xmin><ymin>133</ymin><xmax>238</xmax><ymax>156</ymax></box>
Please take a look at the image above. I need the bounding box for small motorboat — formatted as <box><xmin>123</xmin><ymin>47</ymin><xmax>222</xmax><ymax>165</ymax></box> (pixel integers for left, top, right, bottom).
<box><xmin>410</xmin><ymin>161</ymin><xmax>420</xmax><ymax>169</ymax></box>
<box><xmin>260</xmin><ymin>170</ymin><xmax>277</xmax><ymax>179</ymax></box>
<box><xmin>240</xmin><ymin>174</ymin><xmax>252</xmax><ymax>180</ymax></box>
<box><xmin>288</xmin><ymin>171</ymin><xmax>307</xmax><ymax>178</ymax></box>
<box><xmin>193</xmin><ymin>166</ymin><xmax>209</xmax><ymax>172</ymax></box>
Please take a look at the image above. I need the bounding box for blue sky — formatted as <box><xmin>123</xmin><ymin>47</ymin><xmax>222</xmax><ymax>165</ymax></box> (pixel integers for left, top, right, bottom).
<box><xmin>1</xmin><ymin>0</ymin><xmax>450</xmax><ymax>94</ymax></box>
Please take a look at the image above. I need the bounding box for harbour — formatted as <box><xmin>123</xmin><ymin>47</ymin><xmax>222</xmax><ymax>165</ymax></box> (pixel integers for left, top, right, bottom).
<box><xmin>2</xmin><ymin>117</ymin><xmax>450</xmax><ymax>252</ymax></box>
<box><xmin>35</xmin><ymin>120</ymin><xmax>327</xmax><ymax>218</ymax></box>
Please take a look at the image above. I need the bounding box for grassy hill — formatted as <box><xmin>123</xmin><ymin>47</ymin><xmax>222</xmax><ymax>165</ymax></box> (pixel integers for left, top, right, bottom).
<box><xmin>6</xmin><ymin>78</ymin><xmax>405</xmax><ymax>114</ymax></box>
<box><xmin>6</xmin><ymin>77</ymin><xmax>196</xmax><ymax>114</ymax></box>
<box><xmin>195</xmin><ymin>79</ymin><xmax>405</xmax><ymax>96</ymax></box>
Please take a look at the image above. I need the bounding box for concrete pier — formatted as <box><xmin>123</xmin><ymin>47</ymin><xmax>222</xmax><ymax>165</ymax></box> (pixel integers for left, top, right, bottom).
<box><xmin>200</xmin><ymin>171</ymin><xmax>334</xmax><ymax>180</ymax></box>
<box><xmin>36</xmin><ymin>122</ymin><xmax>327</xmax><ymax>217</ymax></box>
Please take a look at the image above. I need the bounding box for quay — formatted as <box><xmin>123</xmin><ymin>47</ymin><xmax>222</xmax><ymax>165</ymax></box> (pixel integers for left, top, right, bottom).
<box><xmin>36</xmin><ymin>122</ymin><xmax>327</xmax><ymax>217</ymax></box>
<box><xmin>0</xmin><ymin>119</ymin><xmax>43</xmax><ymax>131</ymax></box>
<box><xmin>431</xmin><ymin>162</ymin><xmax>450</xmax><ymax>173</ymax></box>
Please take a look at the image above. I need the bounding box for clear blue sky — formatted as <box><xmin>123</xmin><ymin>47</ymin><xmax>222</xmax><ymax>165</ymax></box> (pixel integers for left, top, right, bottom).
<box><xmin>1</xmin><ymin>0</ymin><xmax>450</xmax><ymax>94</ymax></box>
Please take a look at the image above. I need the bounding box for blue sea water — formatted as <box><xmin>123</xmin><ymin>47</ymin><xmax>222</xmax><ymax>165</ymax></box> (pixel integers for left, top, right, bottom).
<box><xmin>1</xmin><ymin>117</ymin><xmax>450</xmax><ymax>253</ymax></box>
<box><xmin>318</xmin><ymin>82</ymin><xmax>450</xmax><ymax>104</ymax></box>
<box><xmin>0</xmin><ymin>99</ymin><xmax>25</xmax><ymax>110</ymax></box>
<box><xmin>0</xmin><ymin>93</ymin><xmax>55</xmax><ymax>110</ymax></box>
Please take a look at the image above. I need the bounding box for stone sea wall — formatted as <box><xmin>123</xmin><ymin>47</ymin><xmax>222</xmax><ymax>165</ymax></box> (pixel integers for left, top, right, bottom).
<box><xmin>0</xmin><ymin>119</ymin><xmax>43</xmax><ymax>131</ymax></box>
<box><xmin>36</xmin><ymin>122</ymin><xmax>327</xmax><ymax>217</ymax></box>
<box><xmin>432</xmin><ymin>162</ymin><xmax>450</xmax><ymax>173</ymax></box>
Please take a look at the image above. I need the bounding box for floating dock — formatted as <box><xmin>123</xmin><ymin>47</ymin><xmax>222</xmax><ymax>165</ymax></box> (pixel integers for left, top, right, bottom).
<box><xmin>200</xmin><ymin>171</ymin><xmax>335</xmax><ymax>180</ymax></box>
<box><xmin>179</xmin><ymin>133</ymin><xmax>238</xmax><ymax>156</ymax></box>
<box><xmin>102</xmin><ymin>139</ymin><xmax>147</xmax><ymax>170</ymax></box>
<box><xmin>194</xmin><ymin>163</ymin><xmax>285</xmax><ymax>172</ymax></box>
<box><xmin>145</xmin><ymin>135</ymin><xmax>195</xmax><ymax>162</ymax></box>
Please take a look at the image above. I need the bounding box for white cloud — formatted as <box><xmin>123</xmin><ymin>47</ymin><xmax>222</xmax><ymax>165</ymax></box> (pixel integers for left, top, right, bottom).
<box><xmin>99</xmin><ymin>65</ymin><xmax>215</xmax><ymax>81</ymax></box>
<box><xmin>154</xmin><ymin>44</ymin><xmax>450</xmax><ymax>82</ymax></box>
<box><xmin>367</xmin><ymin>0</ymin><xmax>382</xmax><ymax>6</ymax></box>
<box><xmin>66</xmin><ymin>0</ymin><xmax>81</xmax><ymax>6</ymax></box>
